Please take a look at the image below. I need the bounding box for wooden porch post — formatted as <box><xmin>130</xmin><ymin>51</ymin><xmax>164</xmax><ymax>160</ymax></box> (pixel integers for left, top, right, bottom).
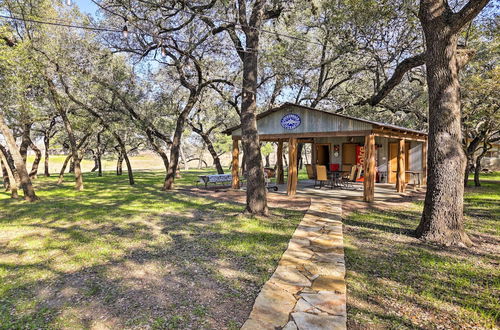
<box><xmin>276</xmin><ymin>140</ymin><xmax>285</xmax><ymax>184</ymax></box>
<box><xmin>231</xmin><ymin>139</ymin><xmax>240</xmax><ymax>189</ymax></box>
<box><xmin>396</xmin><ymin>139</ymin><xmax>406</xmax><ymax>192</ymax></box>
<box><xmin>422</xmin><ymin>139</ymin><xmax>427</xmax><ymax>185</ymax></box>
<box><xmin>287</xmin><ymin>138</ymin><xmax>298</xmax><ymax>196</ymax></box>
<box><xmin>363</xmin><ymin>134</ymin><xmax>376</xmax><ymax>202</ymax></box>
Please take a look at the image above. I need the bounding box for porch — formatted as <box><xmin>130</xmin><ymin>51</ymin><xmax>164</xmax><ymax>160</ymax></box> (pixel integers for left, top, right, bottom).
<box><xmin>272</xmin><ymin>180</ymin><xmax>425</xmax><ymax>202</ymax></box>
<box><xmin>225</xmin><ymin>103</ymin><xmax>428</xmax><ymax>202</ymax></box>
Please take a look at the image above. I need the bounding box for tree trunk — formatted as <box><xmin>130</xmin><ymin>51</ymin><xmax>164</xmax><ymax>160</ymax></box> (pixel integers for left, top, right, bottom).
<box><xmin>297</xmin><ymin>143</ymin><xmax>303</xmax><ymax>169</ymax></box>
<box><xmin>180</xmin><ymin>138</ymin><xmax>189</xmax><ymax>171</ymax></box>
<box><xmin>473</xmin><ymin>143</ymin><xmax>490</xmax><ymax>187</ymax></box>
<box><xmin>163</xmin><ymin>95</ymin><xmax>197</xmax><ymax>190</ymax></box>
<box><xmin>146</xmin><ymin>130</ymin><xmax>169</xmax><ymax>173</ymax></box>
<box><xmin>265</xmin><ymin>154</ymin><xmax>270</xmax><ymax>168</ymax></box>
<box><xmin>0</xmin><ymin>149</ymin><xmax>18</xmax><ymax>198</ymax></box>
<box><xmin>474</xmin><ymin>156</ymin><xmax>482</xmax><ymax>187</ymax></box>
<box><xmin>463</xmin><ymin>135</ymin><xmax>482</xmax><ymax>187</ymax></box>
<box><xmin>29</xmin><ymin>141</ymin><xmax>42</xmax><ymax>179</ymax></box>
<box><xmin>241</xmin><ymin>152</ymin><xmax>246</xmax><ymax>176</ymax></box>
<box><xmin>96</xmin><ymin>133</ymin><xmax>103</xmax><ymax>177</ymax></box>
<box><xmin>56</xmin><ymin>134</ymin><xmax>91</xmax><ymax>185</ymax></box>
<box><xmin>44</xmin><ymin>134</ymin><xmax>51</xmax><ymax>176</ymax></box>
<box><xmin>0</xmin><ymin>114</ymin><xmax>38</xmax><ymax>201</ymax></box>
<box><xmin>19</xmin><ymin>123</ymin><xmax>32</xmax><ymax>164</ymax></box>
<box><xmin>46</xmin><ymin>76</ymin><xmax>83</xmax><ymax>190</ymax></box>
<box><xmin>91</xmin><ymin>151</ymin><xmax>99</xmax><ymax>172</ymax></box>
<box><xmin>69</xmin><ymin>159</ymin><xmax>75</xmax><ymax>173</ymax></box>
<box><xmin>463</xmin><ymin>154</ymin><xmax>473</xmax><ymax>187</ymax></box>
<box><xmin>416</xmin><ymin>2</ymin><xmax>472</xmax><ymax>247</ymax></box>
<box><xmin>116</xmin><ymin>152</ymin><xmax>123</xmax><ymax>175</ymax></box>
<box><xmin>1</xmin><ymin>158</ymin><xmax>9</xmax><ymax>190</ymax></box>
<box><xmin>113</xmin><ymin>133</ymin><xmax>134</xmax><ymax>185</ymax></box>
<box><xmin>0</xmin><ymin>144</ymin><xmax>19</xmax><ymax>183</ymax></box>
<box><xmin>97</xmin><ymin>152</ymin><xmax>102</xmax><ymax>177</ymax></box>
<box><xmin>198</xmin><ymin>132</ymin><xmax>224</xmax><ymax>174</ymax></box>
<box><xmin>240</xmin><ymin>26</ymin><xmax>267</xmax><ymax>214</ymax></box>
<box><xmin>57</xmin><ymin>154</ymin><xmax>72</xmax><ymax>184</ymax></box>
<box><xmin>73</xmin><ymin>155</ymin><xmax>83</xmax><ymax>189</ymax></box>
<box><xmin>43</xmin><ymin>117</ymin><xmax>56</xmax><ymax>177</ymax></box>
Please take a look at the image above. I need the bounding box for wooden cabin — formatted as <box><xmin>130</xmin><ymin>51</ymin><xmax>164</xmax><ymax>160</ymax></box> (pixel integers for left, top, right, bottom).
<box><xmin>225</xmin><ymin>103</ymin><xmax>428</xmax><ymax>202</ymax></box>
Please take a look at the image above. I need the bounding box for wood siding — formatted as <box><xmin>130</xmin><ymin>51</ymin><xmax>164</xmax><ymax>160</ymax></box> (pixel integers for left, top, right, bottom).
<box><xmin>232</xmin><ymin>105</ymin><xmax>373</xmax><ymax>137</ymax></box>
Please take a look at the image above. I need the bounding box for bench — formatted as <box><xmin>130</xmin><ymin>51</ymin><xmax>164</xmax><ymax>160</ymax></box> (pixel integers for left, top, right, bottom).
<box><xmin>197</xmin><ymin>174</ymin><xmax>233</xmax><ymax>188</ymax></box>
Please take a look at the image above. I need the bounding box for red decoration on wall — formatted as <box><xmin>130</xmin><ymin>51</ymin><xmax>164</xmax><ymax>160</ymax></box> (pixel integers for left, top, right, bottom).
<box><xmin>356</xmin><ymin>146</ymin><xmax>365</xmax><ymax>168</ymax></box>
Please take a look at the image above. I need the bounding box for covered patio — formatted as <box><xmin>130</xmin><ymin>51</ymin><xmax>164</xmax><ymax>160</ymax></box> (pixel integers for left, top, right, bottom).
<box><xmin>226</xmin><ymin>103</ymin><xmax>428</xmax><ymax>202</ymax></box>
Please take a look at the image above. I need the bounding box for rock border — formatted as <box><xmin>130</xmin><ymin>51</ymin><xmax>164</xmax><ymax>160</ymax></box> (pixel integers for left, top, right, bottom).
<box><xmin>241</xmin><ymin>199</ymin><xmax>346</xmax><ymax>330</ymax></box>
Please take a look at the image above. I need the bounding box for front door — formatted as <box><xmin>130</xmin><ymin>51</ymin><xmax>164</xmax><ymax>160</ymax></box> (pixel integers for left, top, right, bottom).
<box><xmin>315</xmin><ymin>144</ymin><xmax>330</xmax><ymax>166</ymax></box>
<box><xmin>389</xmin><ymin>142</ymin><xmax>410</xmax><ymax>183</ymax></box>
<box><xmin>342</xmin><ymin>143</ymin><xmax>357</xmax><ymax>171</ymax></box>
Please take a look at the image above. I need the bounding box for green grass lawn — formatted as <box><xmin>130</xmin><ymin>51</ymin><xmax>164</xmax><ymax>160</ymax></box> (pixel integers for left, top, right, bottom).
<box><xmin>0</xmin><ymin>170</ymin><xmax>306</xmax><ymax>329</ymax></box>
<box><xmin>26</xmin><ymin>154</ymin><xmax>170</xmax><ymax>174</ymax></box>
<box><xmin>344</xmin><ymin>181</ymin><xmax>500</xmax><ymax>329</ymax></box>
<box><xmin>468</xmin><ymin>171</ymin><xmax>500</xmax><ymax>181</ymax></box>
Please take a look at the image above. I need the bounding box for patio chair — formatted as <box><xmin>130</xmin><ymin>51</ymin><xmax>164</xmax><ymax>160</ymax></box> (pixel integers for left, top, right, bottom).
<box><xmin>341</xmin><ymin>165</ymin><xmax>356</xmax><ymax>189</ymax></box>
<box><xmin>264</xmin><ymin>168</ymin><xmax>278</xmax><ymax>191</ymax></box>
<box><xmin>355</xmin><ymin>164</ymin><xmax>364</xmax><ymax>181</ymax></box>
<box><xmin>329</xmin><ymin>163</ymin><xmax>340</xmax><ymax>172</ymax></box>
<box><xmin>315</xmin><ymin>165</ymin><xmax>330</xmax><ymax>189</ymax></box>
<box><xmin>305</xmin><ymin>164</ymin><xmax>315</xmax><ymax>180</ymax></box>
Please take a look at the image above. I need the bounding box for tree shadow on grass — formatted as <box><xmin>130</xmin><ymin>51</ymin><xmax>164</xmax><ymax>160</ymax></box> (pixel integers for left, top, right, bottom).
<box><xmin>344</xmin><ymin>205</ymin><xmax>500</xmax><ymax>329</ymax></box>
<box><xmin>0</xmin><ymin>204</ymin><xmax>301</xmax><ymax>328</ymax></box>
<box><xmin>0</xmin><ymin>174</ymin><xmax>306</xmax><ymax>328</ymax></box>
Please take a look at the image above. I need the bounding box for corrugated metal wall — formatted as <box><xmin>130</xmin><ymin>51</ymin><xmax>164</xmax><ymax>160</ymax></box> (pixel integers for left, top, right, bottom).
<box><xmin>232</xmin><ymin>105</ymin><xmax>373</xmax><ymax>136</ymax></box>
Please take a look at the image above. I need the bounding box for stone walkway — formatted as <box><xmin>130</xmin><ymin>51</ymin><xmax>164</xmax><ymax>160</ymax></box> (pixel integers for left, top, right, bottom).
<box><xmin>241</xmin><ymin>198</ymin><xmax>346</xmax><ymax>330</ymax></box>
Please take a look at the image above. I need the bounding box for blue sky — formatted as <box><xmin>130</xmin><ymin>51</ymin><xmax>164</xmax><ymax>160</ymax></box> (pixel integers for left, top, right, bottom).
<box><xmin>75</xmin><ymin>0</ymin><xmax>99</xmax><ymax>16</ymax></box>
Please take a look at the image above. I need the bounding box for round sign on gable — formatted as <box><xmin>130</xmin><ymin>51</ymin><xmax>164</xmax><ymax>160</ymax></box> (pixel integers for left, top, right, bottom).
<box><xmin>280</xmin><ymin>113</ymin><xmax>301</xmax><ymax>130</ymax></box>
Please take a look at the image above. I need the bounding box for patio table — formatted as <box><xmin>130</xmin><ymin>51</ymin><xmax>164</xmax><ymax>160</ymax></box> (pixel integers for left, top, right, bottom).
<box><xmin>329</xmin><ymin>171</ymin><xmax>351</xmax><ymax>189</ymax></box>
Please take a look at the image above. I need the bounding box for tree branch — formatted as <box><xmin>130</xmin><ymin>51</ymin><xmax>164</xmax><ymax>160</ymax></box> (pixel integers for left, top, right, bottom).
<box><xmin>451</xmin><ymin>0</ymin><xmax>491</xmax><ymax>34</ymax></box>
<box><xmin>356</xmin><ymin>53</ymin><xmax>426</xmax><ymax>107</ymax></box>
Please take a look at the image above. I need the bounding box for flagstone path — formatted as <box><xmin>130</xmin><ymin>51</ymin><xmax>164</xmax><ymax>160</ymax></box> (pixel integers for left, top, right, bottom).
<box><xmin>241</xmin><ymin>198</ymin><xmax>346</xmax><ymax>330</ymax></box>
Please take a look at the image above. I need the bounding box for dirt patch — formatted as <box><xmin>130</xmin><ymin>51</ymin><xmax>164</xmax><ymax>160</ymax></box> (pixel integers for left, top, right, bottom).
<box><xmin>181</xmin><ymin>187</ymin><xmax>311</xmax><ymax>212</ymax></box>
<box><xmin>342</xmin><ymin>189</ymin><xmax>425</xmax><ymax>219</ymax></box>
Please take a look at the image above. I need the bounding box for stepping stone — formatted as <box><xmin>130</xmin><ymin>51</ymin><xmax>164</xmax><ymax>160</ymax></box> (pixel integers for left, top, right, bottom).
<box><xmin>292</xmin><ymin>312</ymin><xmax>346</xmax><ymax>330</ymax></box>
<box><xmin>242</xmin><ymin>198</ymin><xmax>347</xmax><ymax>330</ymax></box>
<box><xmin>282</xmin><ymin>320</ymin><xmax>298</xmax><ymax>330</ymax></box>
<box><xmin>293</xmin><ymin>298</ymin><xmax>316</xmax><ymax>313</ymax></box>
<box><xmin>311</xmin><ymin>276</ymin><xmax>346</xmax><ymax>293</ymax></box>
<box><xmin>285</xmin><ymin>249</ymin><xmax>314</xmax><ymax>261</ymax></box>
<box><xmin>304</xmin><ymin>262</ymin><xmax>345</xmax><ymax>277</ymax></box>
<box><xmin>310</xmin><ymin>235</ymin><xmax>343</xmax><ymax>249</ymax></box>
<box><xmin>248</xmin><ymin>282</ymin><xmax>297</xmax><ymax>327</ymax></box>
<box><xmin>299</xmin><ymin>292</ymin><xmax>346</xmax><ymax>316</ymax></box>
<box><xmin>271</xmin><ymin>265</ymin><xmax>312</xmax><ymax>287</ymax></box>
<box><xmin>313</xmin><ymin>252</ymin><xmax>345</xmax><ymax>263</ymax></box>
<box><xmin>290</xmin><ymin>237</ymin><xmax>311</xmax><ymax>247</ymax></box>
<box><xmin>279</xmin><ymin>254</ymin><xmax>313</xmax><ymax>267</ymax></box>
<box><xmin>241</xmin><ymin>317</ymin><xmax>275</xmax><ymax>330</ymax></box>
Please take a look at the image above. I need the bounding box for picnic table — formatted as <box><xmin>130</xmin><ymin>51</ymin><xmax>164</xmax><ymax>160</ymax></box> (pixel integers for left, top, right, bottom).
<box><xmin>198</xmin><ymin>174</ymin><xmax>232</xmax><ymax>188</ymax></box>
